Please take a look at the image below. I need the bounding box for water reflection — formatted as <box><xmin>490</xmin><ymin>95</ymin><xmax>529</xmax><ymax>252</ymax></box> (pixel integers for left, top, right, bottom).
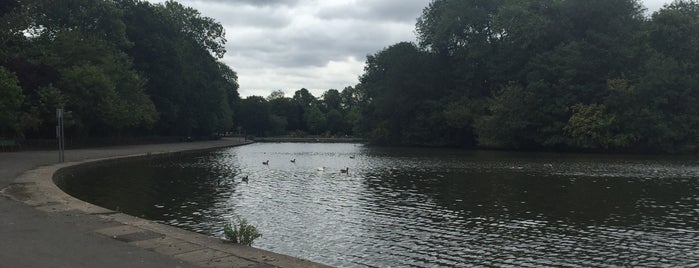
<box><xmin>59</xmin><ymin>143</ymin><xmax>699</xmax><ymax>267</ymax></box>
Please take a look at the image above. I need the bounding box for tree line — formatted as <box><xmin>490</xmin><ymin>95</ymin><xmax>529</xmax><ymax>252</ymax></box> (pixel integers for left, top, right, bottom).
<box><xmin>354</xmin><ymin>0</ymin><xmax>699</xmax><ymax>153</ymax></box>
<box><xmin>0</xmin><ymin>0</ymin><xmax>238</xmax><ymax>140</ymax></box>
<box><xmin>2</xmin><ymin>0</ymin><xmax>697</xmax><ymax>153</ymax></box>
<box><xmin>236</xmin><ymin>87</ymin><xmax>361</xmax><ymax>137</ymax></box>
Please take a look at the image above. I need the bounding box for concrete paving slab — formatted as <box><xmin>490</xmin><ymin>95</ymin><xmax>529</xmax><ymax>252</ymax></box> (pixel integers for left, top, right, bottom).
<box><xmin>96</xmin><ymin>225</ymin><xmax>148</xmax><ymax>237</ymax></box>
<box><xmin>35</xmin><ymin>203</ymin><xmax>74</xmax><ymax>212</ymax></box>
<box><xmin>152</xmin><ymin>240</ymin><xmax>205</xmax><ymax>256</ymax></box>
<box><xmin>203</xmin><ymin>255</ymin><xmax>260</xmax><ymax>268</ymax></box>
<box><xmin>113</xmin><ymin>229</ymin><xmax>165</xmax><ymax>243</ymax></box>
<box><xmin>129</xmin><ymin>236</ymin><xmax>181</xmax><ymax>249</ymax></box>
<box><xmin>175</xmin><ymin>248</ymin><xmax>232</xmax><ymax>264</ymax></box>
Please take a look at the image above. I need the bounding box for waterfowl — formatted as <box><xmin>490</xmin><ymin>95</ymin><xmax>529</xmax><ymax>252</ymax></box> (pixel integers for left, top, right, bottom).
<box><xmin>340</xmin><ymin>167</ymin><xmax>349</xmax><ymax>173</ymax></box>
<box><xmin>290</xmin><ymin>159</ymin><xmax>296</xmax><ymax>163</ymax></box>
<box><xmin>317</xmin><ymin>167</ymin><xmax>325</xmax><ymax>171</ymax></box>
<box><xmin>349</xmin><ymin>155</ymin><xmax>355</xmax><ymax>159</ymax></box>
<box><xmin>242</xmin><ymin>175</ymin><xmax>249</xmax><ymax>183</ymax></box>
<box><xmin>263</xmin><ymin>160</ymin><xmax>269</xmax><ymax>165</ymax></box>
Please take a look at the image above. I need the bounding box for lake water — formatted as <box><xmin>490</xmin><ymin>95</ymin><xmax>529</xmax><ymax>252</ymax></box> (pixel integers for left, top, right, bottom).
<box><xmin>59</xmin><ymin>143</ymin><xmax>699</xmax><ymax>267</ymax></box>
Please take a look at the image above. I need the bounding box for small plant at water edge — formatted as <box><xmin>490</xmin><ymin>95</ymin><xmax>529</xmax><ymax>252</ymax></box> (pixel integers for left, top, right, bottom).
<box><xmin>223</xmin><ymin>217</ymin><xmax>262</xmax><ymax>246</ymax></box>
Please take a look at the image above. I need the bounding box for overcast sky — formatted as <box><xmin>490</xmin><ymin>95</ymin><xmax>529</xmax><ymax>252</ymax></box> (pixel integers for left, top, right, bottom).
<box><xmin>147</xmin><ymin>0</ymin><xmax>673</xmax><ymax>98</ymax></box>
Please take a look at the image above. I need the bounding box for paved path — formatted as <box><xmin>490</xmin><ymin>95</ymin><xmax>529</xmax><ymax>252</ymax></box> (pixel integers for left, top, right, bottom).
<box><xmin>0</xmin><ymin>138</ymin><xmax>329</xmax><ymax>268</ymax></box>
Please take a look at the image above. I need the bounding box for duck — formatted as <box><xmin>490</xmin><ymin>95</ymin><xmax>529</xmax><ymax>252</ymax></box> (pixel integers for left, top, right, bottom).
<box><xmin>340</xmin><ymin>167</ymin><xmax>349</xmax><ymax>173</ymax></box>
<box><xmin>349</xmin><ymin>155</ymin><xmax>355</xmax><ymax>159</ymax></box>
<box><xmin>262</xmin><ymin>160</ymin><xmax>269</xmax><ymax>165</ymax></box>
<box><xmin>241</xmin><ymin>175</ymin><xmax>249</xmax><ymax>183</ymax></box>
<box><xmin>290</xmin><ymin>159</ymin><xmax>296</xmax><ymax>163</ymax></box>
<box><xmin>317</xmin><ymin>167</ymin><xmax>325</xmax><ymax>171</ymax></box>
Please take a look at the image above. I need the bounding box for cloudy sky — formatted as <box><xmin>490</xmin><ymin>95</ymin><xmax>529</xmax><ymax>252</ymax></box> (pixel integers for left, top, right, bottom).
<box><xmin>147</xmin><ymin>0</ymin><xmax>672</xmax><ymax>98</ymax></box>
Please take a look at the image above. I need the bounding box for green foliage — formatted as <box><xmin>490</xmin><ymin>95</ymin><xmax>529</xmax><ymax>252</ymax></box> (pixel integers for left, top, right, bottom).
<box><xmin>565</xmin><ymin>104</ymin><xmax>637</xmax><ymax>149</ymax></box>
<box><xmin>239</xmin><ymin>86</ymin><xmax>361</xmax><ymax>137</ymax></box>
<box><xmin>1</xmin><ymin>0</ymin><xmax>238</xmax><ymax>140</ymax></box>
<box><xmin>353</xmin><ymin>0</ymin><xmax>698</xmax><ymax>153</ymax></box>
<box><xmin>475</xmin><ymin>84</ymin><xmax>539</xmax><ymax>148</ymax></box>
<box><xmin>223</xmin><ymin>217</ymin><xmax>261</xmax><ymax>246</ymax></box>
<box><xmin>304</xmin><ymin>105</ymin><xmax>326</xmax><ymax>135</ymax></box>
<box><xmin>159</xmin><ymin>0</ymin><xmax>227</xmax><ymax>58</ymax></box>
<box><xmin>238</xmin><ymin>96</ymin><xmax>270</xmax><ymax>136</ymax></box>
<box><xmin>321</xmin><ymin>89</ymin><xmax>342</xmax><ymax>111</ymax></box>
<box><xmin>0</xmin><ymin>67</ymin><xmax>23</xmax><ymax>137</ymax></box>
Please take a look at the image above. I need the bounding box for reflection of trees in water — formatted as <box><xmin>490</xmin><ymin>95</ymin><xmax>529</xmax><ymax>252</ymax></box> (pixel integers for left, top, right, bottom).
<box><xmin>63</xmin><ymin>151</ymin><xmax>245</xmax><ymax>233</ymax></box>
<box><xmin>361</xmin><ymin>168</ymin><xmax>698</xmax><ymax>228</ymax></box>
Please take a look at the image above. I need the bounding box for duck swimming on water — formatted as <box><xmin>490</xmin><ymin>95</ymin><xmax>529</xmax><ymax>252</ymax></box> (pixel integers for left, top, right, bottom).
<box><xmin>263</xmin><ymin>160</ymin><xmax>269</xmax><ymax>165</ymax></box>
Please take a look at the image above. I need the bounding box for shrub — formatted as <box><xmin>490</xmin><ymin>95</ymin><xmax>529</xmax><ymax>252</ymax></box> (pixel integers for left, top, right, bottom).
<box><xmin>223</xmin><ymin>217</ymin><xmax>261</xmax><ymax>246</ymax></box>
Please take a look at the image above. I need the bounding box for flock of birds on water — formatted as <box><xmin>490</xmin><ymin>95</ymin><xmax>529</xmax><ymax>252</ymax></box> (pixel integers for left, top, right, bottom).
<box><xmin>222</xmin><ymin>155</ymin><xmax>356</xmax><ymax>186</ymax></box>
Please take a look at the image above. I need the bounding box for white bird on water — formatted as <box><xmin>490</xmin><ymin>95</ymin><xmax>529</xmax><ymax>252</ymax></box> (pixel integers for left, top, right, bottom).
<box><xmin>317</xmin><ymin>167</ymin><xmax>325</xmax><ymax>171</ymax></box>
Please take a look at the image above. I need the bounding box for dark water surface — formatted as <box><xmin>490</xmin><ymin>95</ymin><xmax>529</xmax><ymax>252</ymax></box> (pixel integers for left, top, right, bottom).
<box><xmin>59</xmin><ymin>143</ymin><xmax>699</xmax><ymax>267</ymax></box>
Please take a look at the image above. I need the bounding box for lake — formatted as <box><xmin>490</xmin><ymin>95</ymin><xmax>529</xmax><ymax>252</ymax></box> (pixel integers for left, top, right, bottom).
<box><xmin>58</xmin><ymin>143</ymin><xmax>699</xmax><ymax>267</ymax></box>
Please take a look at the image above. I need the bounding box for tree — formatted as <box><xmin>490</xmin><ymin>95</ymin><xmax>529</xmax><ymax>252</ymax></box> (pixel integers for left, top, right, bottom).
<box><xmin>358</xmin><ymin>42</ymin><xmax>442</xmax><ymax>145</ymax></box>
<box><xmin>119</xmin><ymin>0</ymin><xmax>236</xmax><ymax>136</ymax></box>
<box><xmin>0</xmin><ymin>67</ymin><xmax>23</xmax><ymax>137</ymax></box>
<box><xmin>38</xmin><ymin>32</ymin><xmax>158</xmax><ymax>135</ymax></box>
<box><xmin>321</xmin><ymin>89</ymin><xmax>341</xmax><ymax>112</ymax></box>
<box><xmin>304</xmin><ymin>105</ymin><xmax>326</xmax><ymax>135</ymax></box>
<box><xmin>325</xmin><ymin>109</ymin><xmax>344</xmax><ymax>134</ymax></box>
<box><xmin>237</xmin><ymin>96</ymin><xmax>270</xmax><ymax>136</ymax></box>
<box><xmin>267</xmin><ymin>90</ymin><xmax>285</xmax><ymax>101</ymax></box>
<box><xmin>564</xmin><ymin>103</ymin><xmax>637</xmax><ymax>150</ymax></box>
<box><xmin>160</xmin><ymin>0</ymin><xmax>226</xmax><ymax>58</ymax></box>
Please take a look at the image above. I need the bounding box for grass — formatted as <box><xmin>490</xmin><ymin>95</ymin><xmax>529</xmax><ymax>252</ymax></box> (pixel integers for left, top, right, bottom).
<box><xmin>223</xmin><ymin>217</ymin><xmax>262</xmax><ymax>246</ymax></box>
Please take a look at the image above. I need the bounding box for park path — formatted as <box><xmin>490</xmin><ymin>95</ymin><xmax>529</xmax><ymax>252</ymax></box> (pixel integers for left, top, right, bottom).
<box><xmin>0</xmin><ymin>138</ymin><xmax>329</xmax><ymax>268</ymax></box>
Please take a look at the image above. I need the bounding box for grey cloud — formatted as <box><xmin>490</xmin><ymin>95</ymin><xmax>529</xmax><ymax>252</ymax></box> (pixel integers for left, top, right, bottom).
<box><xmin>181</xmin><ymin>0</ymin><xmax>300</xmax><ymax>7</ymax></box>
<box><xmin>178</xmin><ymin>2</ymin><xmax>293</xmax><ymax>28</ymax></box>
<box><xmin>229</xmin><ymin>19</ymin><xmax>409</xmax><ymax>69</ymax></box>
<box><xmin>317</xmin><ymin>0</ymin><xmax>430</xmax><ymax>23</ymax></box>
<box><xmin>233</xmin><ymin>0</ymin><xmax>299</xmax><ymax>7</ymax></box>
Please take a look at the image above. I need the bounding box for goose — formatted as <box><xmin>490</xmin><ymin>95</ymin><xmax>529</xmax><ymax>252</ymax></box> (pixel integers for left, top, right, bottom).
<box><xmin>241</xmin><ymin>175</ymin><xmax>249</xmax><ymax>183</ymax></box>
<box><xmin>263</xmin><ymin>160</ymin><xmax>269</xmax><ymax>165</ymax></box>
<box><xmin>340</xmin><ymin>167</ymin><xmax>349</xmax><ymax>173</ymax></box>
<box><xmin>290</xmin><ymin>159</ymin><xmax>296</xmax><ymax>163</ymax></box>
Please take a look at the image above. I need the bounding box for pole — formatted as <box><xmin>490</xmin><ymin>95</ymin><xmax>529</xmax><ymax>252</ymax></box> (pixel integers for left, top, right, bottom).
<box><xmin>60</xmin><ymin>111</ymin><xmax>65</xmax><ymax>162</ymax></box>
<box><xmin>56</xmin><ymin>109</ymin><xmax>65</xmax><ymax>163</ymax></box>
